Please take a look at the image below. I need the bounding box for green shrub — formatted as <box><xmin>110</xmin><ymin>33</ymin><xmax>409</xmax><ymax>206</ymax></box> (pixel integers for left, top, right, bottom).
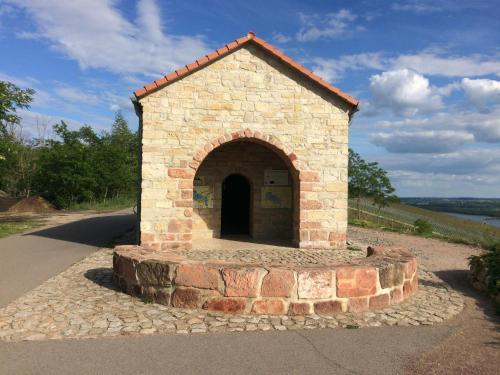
<box><xmin>414</xmin><ymin>219</ymin><xmax>433</xmax><ymax>236</ymax></box>
<box><xmin>469</xmin><ymin>241</ymin><xmax>500</xmax><ymax>312</ymax></box>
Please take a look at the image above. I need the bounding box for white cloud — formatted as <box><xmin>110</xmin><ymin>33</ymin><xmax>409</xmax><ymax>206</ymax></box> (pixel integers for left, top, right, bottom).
<box><xmin>312</xmin><ymin>53</ymin><xmax>387</xmax><ymax>82</ymax></box>
<box><xmin>392</xmin><ymin>52</ymin><xmax>500</xmax><ymax>77</ymax></box>
<box><xmin>54</xmin><ymin>86</ymin><xmax>99</xmax><ymax>105</ymax></box>
<box><xmin>370</xmin><ymin>130</ymin><xmax>474</xmax><ymax>153</ymax></box>
<box><xmin>272</xmin><ymin>32</ymin><xmax>292</xmax><ymax>43</ymax></box>
<box><xmin>363</xmin><ymin>106</ymin><xmax>500</xmax><ymax>144</ymax></box>
<box><xmin>8</xmin><ymin>0</ymin><xmax>210</xmax><ymax>76</ymax></box>
<box><xmin>391</xmin><ymin>1</ymin><xmax>443</xmax><ymax>13</ymax></box>
<box><xmin>461</xmin><ymin>78</ymin><xmax>500</xmax><ymax>109</ymax></box>
<box><xmin>369</xmin><ymin>69</ymin><xmax>444</xmax><ymax>115</ymax></box>
<box><xmin>296</xmin><ymin>9</ymin><xmax>358</xmax><ymax>42</ymax></box>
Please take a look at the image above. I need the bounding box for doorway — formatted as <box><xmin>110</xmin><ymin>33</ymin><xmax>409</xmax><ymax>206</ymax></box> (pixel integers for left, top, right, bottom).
<box><xmin>221</xmin><ymin>174</ymin><xmax>250</xmax><ymax>236</ymax></box>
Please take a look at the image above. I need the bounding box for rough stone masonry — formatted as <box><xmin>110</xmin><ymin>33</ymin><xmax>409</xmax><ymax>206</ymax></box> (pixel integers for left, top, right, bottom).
<box><xmin>133</xmin><ymin>32</ymin><xmax>359</xmax><ymax>250</ymax></box>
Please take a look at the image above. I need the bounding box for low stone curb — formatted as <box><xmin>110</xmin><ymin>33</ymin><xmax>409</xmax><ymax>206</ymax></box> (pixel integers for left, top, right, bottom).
<box><xmin>113</xmin><ymin>245</ymin><xmax>418</xmax><ymax>315</ymax></box>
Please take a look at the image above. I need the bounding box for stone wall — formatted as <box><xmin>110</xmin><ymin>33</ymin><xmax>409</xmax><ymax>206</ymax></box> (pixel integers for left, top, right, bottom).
<box><xmin>113</xmin><ymin>245</ymin><xmax>419</xmax><ymax>315</ymax></box>
<box><xmin>138</xmin><ymin>44</ymin><xmax>351</xmax><ymax>250</ymax></box>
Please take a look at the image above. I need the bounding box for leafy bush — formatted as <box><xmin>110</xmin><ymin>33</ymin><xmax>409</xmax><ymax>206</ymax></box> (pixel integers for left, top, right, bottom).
<box><xmin>469</xmin><ymin>241</ymin><xmax>500</xmax><ymax>312</ymax></box>
<box><xmin>414</xmin><ymin>219</ymin><xmax>433</xmax><ymax>236</ymax></box>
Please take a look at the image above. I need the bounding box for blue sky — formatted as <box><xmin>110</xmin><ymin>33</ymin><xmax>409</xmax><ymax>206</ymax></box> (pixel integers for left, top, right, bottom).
<box><xmin>1</xmin><ymin>0</ymin><xmax>499</xmax><ymax>197</ymax></box>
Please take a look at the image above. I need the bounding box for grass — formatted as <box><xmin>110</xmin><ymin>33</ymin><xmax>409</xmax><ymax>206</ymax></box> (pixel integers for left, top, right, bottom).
<box><xmin>68</xmin><ymin>196</ymin><xmax>136</xmax><ymax>212</ymax></box>
<box><xmin>0</xmin><ymin>217</ymin><xmax>46</xmax><ymax>238</ymax></box>
<box><xmin>349</xmin><ymin>198</ymin><xmax>500</xmax><ymax>249</ymax></box>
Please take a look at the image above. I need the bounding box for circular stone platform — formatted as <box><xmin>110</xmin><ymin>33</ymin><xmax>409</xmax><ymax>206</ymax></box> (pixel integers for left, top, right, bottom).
<box><xmin>112</xmin><ymin>244</ymin><xmax>418</xmax><ymax>315</ymax></box>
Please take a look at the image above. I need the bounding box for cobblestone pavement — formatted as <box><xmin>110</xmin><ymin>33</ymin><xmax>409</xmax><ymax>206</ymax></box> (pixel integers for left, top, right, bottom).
<box><xmin>172</xmin><ymin>244</ymin><xmax>364</xmax><ymax>265</ymax></box>
<box><xmin>0</xmin><ymin>248</ymin><xmax>464</xmax><ymax>342</ymax></box>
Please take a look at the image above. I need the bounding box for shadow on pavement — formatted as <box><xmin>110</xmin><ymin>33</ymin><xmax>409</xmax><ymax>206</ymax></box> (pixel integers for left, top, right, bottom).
<box><xmin>435</xmin><ymin>269</ymin><xmax>500</xmax><ymax>346</ymax></box>
<box><xmin>84</xmin><ymin>267</ymin><xmax>119</xmax><ymax>292</ymax></box>
<box><xmin>24</xmin><ymin>214</ymin><xmax>136</xmax><ymax>247</ymax></box>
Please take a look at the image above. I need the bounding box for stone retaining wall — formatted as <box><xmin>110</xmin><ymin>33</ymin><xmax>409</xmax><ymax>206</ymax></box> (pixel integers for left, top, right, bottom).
<box><xmin>113</xmin><ymin>245</ymin><xmax>418</xmax><ymax>315</ymax></box>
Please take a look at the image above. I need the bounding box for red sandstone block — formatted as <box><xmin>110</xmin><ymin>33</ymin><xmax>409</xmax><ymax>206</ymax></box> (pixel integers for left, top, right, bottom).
<box><xmin>314</xmin><ymin>300</ymin><xmax>343</xmax><ymax>315</ymax></box>
<box><xmin>300</xmin><ymin>200</ymin><xmax>322</xmax><ymax>210</ymax></box>
<box><xmin>261</xmin><ymin>269</ymin><xmax>294</xmax><ymax>297</ymax></box>
<box><xmin>175</xmin><ymin>200</ymin><xmax>192</xmax><ymax>208</ymax></box>
<box><xmin>300</xmin><ymin>182</ymin><xmax>313</xmax><ymax>191</ymax></box>
<box><xmin>348</xmin><ymin>297</ymin><xmax>369</xmax><ymax>312</ymax></box>
<box><xmin>168</xmin><ymin>219</ymin><xmax>192</xmax><ymax>233</ymax></box>
<box><xmin>297</xmin><ymin>270</ymin><xmax>332</xmax><ymax>299</ymax></box>
<box><xmin>367</xmin><ymin>246</ymin><xmax>385</xmax><ymax>257</ymax></box>
<box><xmin>188</xmin><ymin>161</ymin><xmax>200</xmax><ymax>170</ymax></box>
<box><xmin>336</xmin><ymin>267</ymin><xmax>378</xmax><ymax>298</ymax></box>
<box><xmin>403</xmin><ymin>276</ymin><xmax>418</xmax><ymax>298</ymax></box>
<box><xmin>171</xmin><ymin>288</ymin><xmax>202</xmax><ymax>309</ymax></box>
<box><xmin>168</xmin><ymin>168</ymin><xmax>194</xmax><ymax>179</ymax></box>
<box><xmin>203</xmin><ymin>144</ymin><xmax>213</xmax><ymax>153</ymax></box>
<box><xmin>402</xmin><ymin>258</ymin><xmax>417</xmax><ymax>279</ymax></box>
<box><xmin>254</xmin><ymin>131</ymin><xmax>263</xmax><ymax>139</ymax></box>
<box><xmin>390</xmin><ymin>287</ymin><xmax>403</xmax><ymax>303</ymax></box>
<box><xmin>114</xmin><ymin>255</ymin><xmax>136</xmax><ymax>282</ymax></box>
<box><xmin>300</xmin><ymin>171</ymin><xmax>320</xmax><ymax>182</ymax></box>
<box><xmin>310</xmin><ymin>230</ymin><xmax>328</xmax><ymax>241</ymax></box>
<box><xmin>251</xmin><ymin>300</ymin><xmax>285</xmax><ymax>315</ymax></box>
<box><xmin>369</xmin><ymin>293</ymin><xmax>390</xmax><ymax>310</ymax></box>
<box><xmin>175</xmin><ymin>264</ymin><xmax>219</xmax><ymax>289</ymax></box>
<box><xmin>288</xmin><ymin>152</ymin><xmax>297</xmax><ymax>161</ymax></box>
<box><xmin>244</xmin><ymin>129</ymin><xmax>253</xmax><ymax>137</ymax></box>
<box><xmin>288</xmin><ymin>302</ymin><xmax>311</xmax><ymax>315</ymax></box>
<box><xmin>231</xmin><ymin>132</ymin><xmax>240</xmax><ymax>140</ymax></box>
<box><xmin>222</xmin><ymin>268</ymin><xmax>260</xmax><ymax>297</ymax></box>
<box><xmin>203</xmin><ymin>298</ymin><xmax>246</xmax><ymax>313</ymax></box>
<box><xmin>184</xmin><ymin>209</ymin><xmax>192</xmax><ymax>217</ymax></box>
<box><xmin>141</xmin><ymin>232</ymin><xmax>155</xmax><ymax>242</ymax></box>
<box><xmin>159</xmin><ymin>233</ymin><xmax>175</xmax><ymax>241</ymax></box>
<box><xmin>300</xmin><ymin>230</ymin><xmax>309</xmax><ymax>241</ymax></box>
<box><xmin>181</xmin><ymin>190</ymin><xmax>193</xmax><ymax>199</ymax></box>
<box><xmin>179</xmin><ymin>233</ymin><xmax>192</xmax><ymax>241</ymax></box>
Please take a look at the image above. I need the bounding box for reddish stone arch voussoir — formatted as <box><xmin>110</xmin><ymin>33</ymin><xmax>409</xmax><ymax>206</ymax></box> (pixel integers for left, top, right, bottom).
<box><xmin>188</xmin><ymin>128</ymin><xmax>302</xmax><ymax>174</ymax></box>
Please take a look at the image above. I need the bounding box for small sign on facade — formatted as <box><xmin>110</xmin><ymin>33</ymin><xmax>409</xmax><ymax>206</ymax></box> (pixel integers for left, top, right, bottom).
<box><xmin>264</xmin><ymin>169</ymin><xmax>289</xmax><ymax>186</ymax></box>
<box><xmin>193</xmin><ymin>186</ymin><xmax>213</xmax><ymax>208</ymax></box>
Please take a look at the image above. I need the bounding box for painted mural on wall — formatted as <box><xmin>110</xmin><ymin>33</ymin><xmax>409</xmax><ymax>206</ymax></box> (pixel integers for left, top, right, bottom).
<box><xmin>193</xmin><ymin>186</ymin><xmax>214</xmax><ymax>208</ymax></box>
<box><xmin>261</xmin><ymin>187</ymin><xmax>291</xmax><ymax>208</ymax></box>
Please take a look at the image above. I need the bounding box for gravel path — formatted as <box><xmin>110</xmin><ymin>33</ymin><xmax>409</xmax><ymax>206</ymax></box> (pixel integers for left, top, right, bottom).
<box><xmin>349</xmin><ymin>226</ymin><xmax>500</xmax><ymax>375</ymax></box>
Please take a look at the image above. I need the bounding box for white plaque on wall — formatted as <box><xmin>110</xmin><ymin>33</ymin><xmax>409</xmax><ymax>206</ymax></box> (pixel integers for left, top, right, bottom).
<box><xmin>264</xmin><ymin>169</ymin><xmax>289</xmax><ymax>186</ymax></box>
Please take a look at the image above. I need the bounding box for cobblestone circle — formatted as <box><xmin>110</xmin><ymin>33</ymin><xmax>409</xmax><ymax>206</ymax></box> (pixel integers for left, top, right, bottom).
<box><xmin>166</xmin><ymin>246</ymin><xmax>364</xmax><ymax>266</ymax></box>
<box><xmin>0</xmin><ymin>248</ymin><xmax>464</xmax><ymax>342</ymax></box>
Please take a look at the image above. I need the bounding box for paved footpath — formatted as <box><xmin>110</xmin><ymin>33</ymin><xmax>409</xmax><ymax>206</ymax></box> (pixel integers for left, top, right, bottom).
<box><xmin>0</xmin><ymin>209</ymin><xmax>135</xmax><ymax>307</ymax></box>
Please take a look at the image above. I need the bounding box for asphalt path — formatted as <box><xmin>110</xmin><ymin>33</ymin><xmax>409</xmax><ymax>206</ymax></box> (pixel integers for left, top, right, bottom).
<box><xmin>0</xmin><ymin>210</ymin><xmax>135</xmax><ymax>307</ymax></box>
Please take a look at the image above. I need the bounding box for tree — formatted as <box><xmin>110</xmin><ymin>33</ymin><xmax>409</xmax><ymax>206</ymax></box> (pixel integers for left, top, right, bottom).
<box><xmin>348</xmin><ymin>149</ymin><xmax>397</xmax><ymax>218</ymax></box>
<box><xmin>0</xmin><ymin>81</ymin><xmax>35</xmax><ymax>135</ymax></box>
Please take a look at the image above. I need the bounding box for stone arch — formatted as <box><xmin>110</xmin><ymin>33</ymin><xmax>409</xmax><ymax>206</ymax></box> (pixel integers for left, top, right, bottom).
<box><xmin>188</xmin><ymin>128</ymin><xmax>302</xmax><ymax>175</ymax></box>
<box><xmin>190</xmin><ymin>129</ymin><xmax>303</xmax><ymax>246</ymax></box>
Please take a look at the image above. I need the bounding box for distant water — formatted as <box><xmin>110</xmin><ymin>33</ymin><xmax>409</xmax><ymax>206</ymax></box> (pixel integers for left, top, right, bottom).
<box><xmin>446</xmin><ymin>212</ymin><xmax>500</xmax><ymax>228</ymax></box>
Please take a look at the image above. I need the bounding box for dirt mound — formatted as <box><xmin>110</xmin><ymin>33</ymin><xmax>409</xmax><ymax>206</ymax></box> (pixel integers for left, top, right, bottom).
<box><xmin>7</xmin><ymin>196</ymin><xmax>56</xmax><ymax>214</ymax></box>
<box><xmin>0</xmin><ymin>197</ymin><xmax>20</xmax><ymax>212</ymax></box>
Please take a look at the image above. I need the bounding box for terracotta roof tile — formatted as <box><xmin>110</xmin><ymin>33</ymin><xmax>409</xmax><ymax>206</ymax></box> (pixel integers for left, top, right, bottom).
<box><xmin>134</xmin><ymin>32</ymin><xmax>359</xmax><ymax>107</ymax></box>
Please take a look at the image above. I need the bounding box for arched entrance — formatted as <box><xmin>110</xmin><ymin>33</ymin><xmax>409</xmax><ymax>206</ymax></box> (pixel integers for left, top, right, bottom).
<box><xmin>192</xmin><ymin>138</ymin><xmax>299</xmax><ymax>245</ymax></box>
<box><xmin>221</xmin><ymin>174</ymin><xmax>250</xmax><ymax>236</ymax></box>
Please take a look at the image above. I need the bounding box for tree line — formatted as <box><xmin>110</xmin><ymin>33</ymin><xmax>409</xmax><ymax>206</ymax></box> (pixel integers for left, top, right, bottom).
<box><xmin>0</xmin><ymin>81</ymin><xmax>138</xmax><ymax>208</ymax></box>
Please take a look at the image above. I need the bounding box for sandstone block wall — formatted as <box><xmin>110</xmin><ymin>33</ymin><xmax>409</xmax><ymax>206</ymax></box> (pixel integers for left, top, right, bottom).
<box><xmin>137</xmin><ymin>44</ymin><xmax>351</xmax><ymax>250</ymax></box>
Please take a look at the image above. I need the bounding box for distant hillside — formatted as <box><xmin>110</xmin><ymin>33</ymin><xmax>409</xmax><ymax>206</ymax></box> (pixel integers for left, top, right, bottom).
<box><xmin>400</xmin><ymin>197</ymin><xmax>500</xmax><ymax>218</ymax></box>
<box><xmin>348</xmin><ymin>198</ymin><xmax>500</xmax><ymax>246</ymax></box>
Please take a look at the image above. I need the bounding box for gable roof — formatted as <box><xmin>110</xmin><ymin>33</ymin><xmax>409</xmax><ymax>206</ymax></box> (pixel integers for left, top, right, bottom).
<box><xmin>134</xmin><ymin>32</ymin><xmax>359</xmax><ymax>108</ymax></box>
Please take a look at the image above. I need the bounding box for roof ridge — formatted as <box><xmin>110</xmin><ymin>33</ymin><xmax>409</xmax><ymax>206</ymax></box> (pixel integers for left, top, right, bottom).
<box><xmin>134</xmin><ymin>32</ymin><xmax>359</xmax><ymax>107</ymax></box>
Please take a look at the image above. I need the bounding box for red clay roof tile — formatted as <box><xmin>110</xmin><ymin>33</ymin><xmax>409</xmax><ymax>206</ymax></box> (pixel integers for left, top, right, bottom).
<box><xmin>134</xmin><ymin>32</ymin><xmax>359</xmax><ymax>107</ymax></box>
